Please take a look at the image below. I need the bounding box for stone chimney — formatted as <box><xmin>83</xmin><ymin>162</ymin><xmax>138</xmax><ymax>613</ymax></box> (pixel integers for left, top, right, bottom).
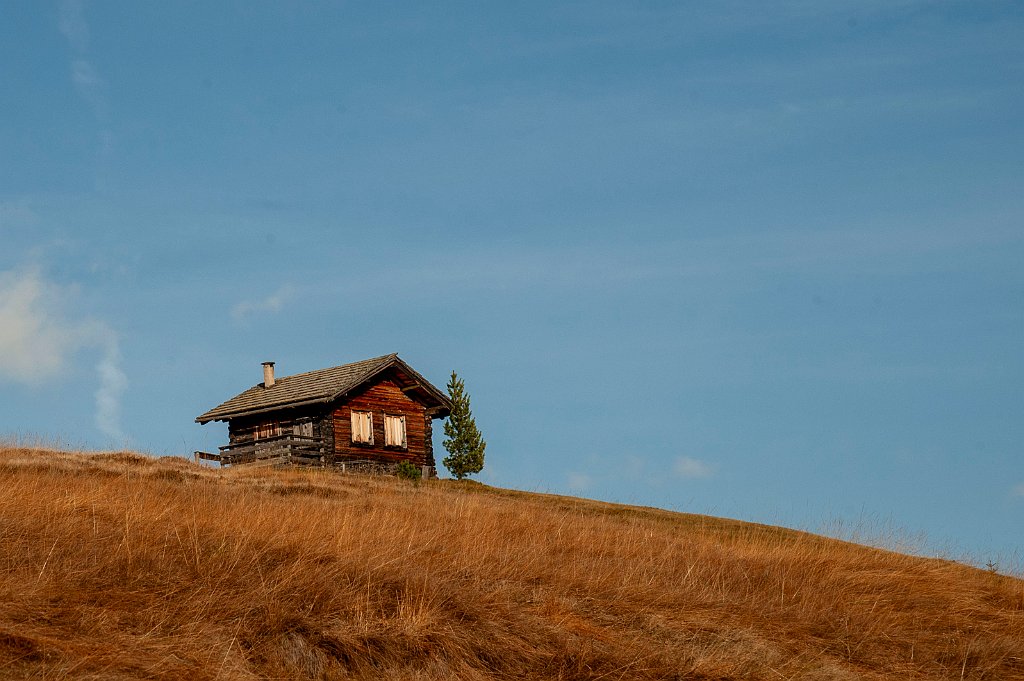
<box><xmin>262</xmin><ymin>361</ymin><xmax>275</xmax><ymax>388</ymax></box>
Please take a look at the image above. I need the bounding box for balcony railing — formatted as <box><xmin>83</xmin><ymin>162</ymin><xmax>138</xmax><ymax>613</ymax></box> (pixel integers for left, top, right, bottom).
<box><xmin>194</xmin><ymin>433</ymin><xmax>326</xmax><ymax>468</ymax></box>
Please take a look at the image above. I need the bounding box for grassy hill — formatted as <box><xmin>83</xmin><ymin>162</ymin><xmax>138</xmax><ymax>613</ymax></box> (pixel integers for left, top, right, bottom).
<box><xmin>0</xmin><ymin>447</ymin><xmax>1021</xmax><ymax>680</ymax></box>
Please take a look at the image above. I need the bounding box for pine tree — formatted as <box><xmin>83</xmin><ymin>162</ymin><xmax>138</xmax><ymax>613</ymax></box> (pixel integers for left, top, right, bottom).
<box><xmin>442</xmin><ymin>371</ymin><xmax>486</xmax><ymax>480</ymax></box>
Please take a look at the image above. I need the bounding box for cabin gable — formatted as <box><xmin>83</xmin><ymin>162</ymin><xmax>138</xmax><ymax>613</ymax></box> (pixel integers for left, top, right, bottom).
<box><xmin>332</xmin><ymin>377</ymin><xmax>434</xmax><ymax>467</ymax></box>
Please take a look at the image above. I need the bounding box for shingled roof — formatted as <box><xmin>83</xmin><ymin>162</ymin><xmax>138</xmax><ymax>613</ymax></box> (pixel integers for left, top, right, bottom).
<box><xmin>195</xmin><ymin>353</ymin><xmax>451</xmax><ymax>424</ymax></box>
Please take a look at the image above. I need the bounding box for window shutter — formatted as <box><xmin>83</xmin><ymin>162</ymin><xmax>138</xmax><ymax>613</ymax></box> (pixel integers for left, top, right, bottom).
<box><xmin>256</xmin><ymin>421</ymin><xmax>277</xmax><ymax>440</ymax></box>
<box><xmin>384</xmin><ymin>415</ymin><xmax>407</xmax><ymax>448</ymax></box>
<box><xmin>351</xmin><ymin>411</ymin><xmax>373</xmax><ymax>444</ymax></box>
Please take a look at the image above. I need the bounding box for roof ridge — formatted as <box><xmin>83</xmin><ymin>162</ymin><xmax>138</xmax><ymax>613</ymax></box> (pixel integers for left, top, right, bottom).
<box><xmin>274</xmin><ymin>353</ymin><xmax>398</xmax><ymax>382</ymax></box>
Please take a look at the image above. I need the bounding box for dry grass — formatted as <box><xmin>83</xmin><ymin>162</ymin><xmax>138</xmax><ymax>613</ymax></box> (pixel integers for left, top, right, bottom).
<box><xmin>0</xmin><ymin>447</ymin><xmax>1021</xmax><ymax>680</ymax></box>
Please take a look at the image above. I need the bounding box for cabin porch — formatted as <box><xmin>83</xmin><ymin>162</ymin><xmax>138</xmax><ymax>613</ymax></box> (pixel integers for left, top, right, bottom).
<box><xmin>194</xmin><ymin>433</ymin><xmax>326</xmax><ymax>468</ymax></box>
<box><xmin>193</xmin><ymin>434</ymin><xmax>437</xmax><ymax>476</ymax></box>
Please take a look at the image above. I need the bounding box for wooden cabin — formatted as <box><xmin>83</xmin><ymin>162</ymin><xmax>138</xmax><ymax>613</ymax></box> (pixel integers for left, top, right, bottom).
<box><xmin>195</xmin><ymin>354</ymin><xmax>452</xmax><ymax>474</ymax></box>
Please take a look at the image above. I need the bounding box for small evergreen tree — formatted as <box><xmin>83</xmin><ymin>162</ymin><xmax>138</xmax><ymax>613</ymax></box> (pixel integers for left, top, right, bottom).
<box><xmin>395</xmin><ymin>460</ymin><xmax>422</xmax><ymax>483</ymax></box>
<box><xmin>442</xmin><ymin>371</ymin><xmax>486</xmax><ymax>480</ymax></box>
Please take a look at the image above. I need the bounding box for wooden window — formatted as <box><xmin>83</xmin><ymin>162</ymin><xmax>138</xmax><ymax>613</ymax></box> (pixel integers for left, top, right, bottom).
<box><xmin>351</xmin><ymin>411</ymin><xmax>373</xmax><ymax>444</ymax></box>
<box><xmin>384</xmin><ymin>414</ymin><xmax>407</xmax><ymax>449</ymax></box>
<box><xmin>292</xmin><ymin>421</ymin><xmax>314</xmax><ymax>438</ymax></box>
<box><xmin>255</xmin><ymin>421</ymin><xmax>279</xmax><ymax>440</ymax></box>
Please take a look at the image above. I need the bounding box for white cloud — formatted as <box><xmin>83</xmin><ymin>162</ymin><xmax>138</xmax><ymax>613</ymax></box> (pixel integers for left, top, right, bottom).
<box><xmin>231</xmin><ymin>285</ymin><xmax>294</xmax><ymax>322</ymax></box>
<box><xmin>92</xmin><ymin>327</ymin><xmax>127</xmax><ymax>442</ymax></box>
<box><xmin>672</xmin><ymin>456</ymin><xmax>714</xmax><ymax>479</ymax></box>
<box><xmin>567</xmin><ymin>471</ymin><xmax>593</xmax><ymax>491</ymax></box>
<box><xmin>0</xmin><ymin>269</ymin><xmax>73</xmax><ymax>383</ymax></box>
<box><xmin>0</xmin><ymin>268</ymin><xmax>127</xmax><ymax>441</ymax></box>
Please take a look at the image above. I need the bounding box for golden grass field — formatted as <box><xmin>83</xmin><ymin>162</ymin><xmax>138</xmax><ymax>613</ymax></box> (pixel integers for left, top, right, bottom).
<box><xmin>0</xmin><ymin>446</ymin><xmax>1021</xmax><ymax>680</ymax></box>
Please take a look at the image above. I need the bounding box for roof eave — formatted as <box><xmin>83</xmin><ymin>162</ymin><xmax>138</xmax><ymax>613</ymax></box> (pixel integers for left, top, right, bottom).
<box><xmin>426</xmin><ymin>406</ymin><xmax>452</xmax><ymax>420</ymax></box>
<box><xmin>195</xmin><ymin>395</ymin><xmax>334</xmax><ymax>424</ymax></box>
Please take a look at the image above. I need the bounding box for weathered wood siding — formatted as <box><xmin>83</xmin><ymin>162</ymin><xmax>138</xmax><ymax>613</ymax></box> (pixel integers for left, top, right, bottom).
<box><xmin>332</xmin><ymin>379</ymin><xmax>433</xmax><ymax>467</ymax></box>
<box><xmin>228</xmin><ymin>409</ymin><xmax>331</xmax><ymax>446</ymax></box>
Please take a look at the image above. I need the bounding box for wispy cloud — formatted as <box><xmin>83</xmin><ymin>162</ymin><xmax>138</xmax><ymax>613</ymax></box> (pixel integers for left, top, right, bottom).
<box><xmin>58</xmin><ymin>0</ymin><xmax>111</xmax><ymax>189</ymax></box>
<box><xmin>92</xmin><ymin>327</ymin><xmax>127</xmax><ymax>442</ymax></box>
<box><xmin>1013</xmin><ymin>483</ymin><xmax>1024</xmax><ymax>498</ymax></box>
<box><xmin>70</xmin><ymin>58</ymin><xmax>106</xmax><ymax>115</ymax></box>
<box><xmin>569</xmin><ymin>454</ymin><xmax>714</xmax><ymax>492</ymax></box>
<box><xmin>567</xmin><ymin>471</ymin><xmax>593</xmax><ymax>491</ymax></box>
<box><xmin>59</xmin><ymin>0</ymin><xmax>105</xmax><ymax>118</ymax></box>
<box><xmin>315</xmin><ymin>214</ymin><xmax>1023</xmax><ymax>304</ymax></box>
<box><xmin>672</xmin><ymin>456</ymin><xmax>714</xmax><ymax>479</ymax></box>
<box><xmin>58</xmin><ymin>0</ymin><xmax>89</xmax><ymax>52</ymax></box>
<box><xmin>0</xmin><ymin>267</ymin><xmax>127</xmax><ymax>441</ymax></box>
<box><xmin>231</xmin><ymin>285</ymin><xmax>294</xmax><ymax>322</ymax></box>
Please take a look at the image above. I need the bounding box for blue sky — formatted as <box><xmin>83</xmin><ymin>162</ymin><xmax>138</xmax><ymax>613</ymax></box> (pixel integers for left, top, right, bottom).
<box><xmin>1</xmin><ymin>1</ymin><xmax>1021</xmax><ymax>566</ymax></box>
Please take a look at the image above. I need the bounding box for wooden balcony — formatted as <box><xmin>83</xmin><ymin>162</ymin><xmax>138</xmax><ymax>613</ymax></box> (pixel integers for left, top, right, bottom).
<box><xmin>194</xmin><ymin>434</ymin><xmax>326</xmax><ymax>468</ymax></box>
